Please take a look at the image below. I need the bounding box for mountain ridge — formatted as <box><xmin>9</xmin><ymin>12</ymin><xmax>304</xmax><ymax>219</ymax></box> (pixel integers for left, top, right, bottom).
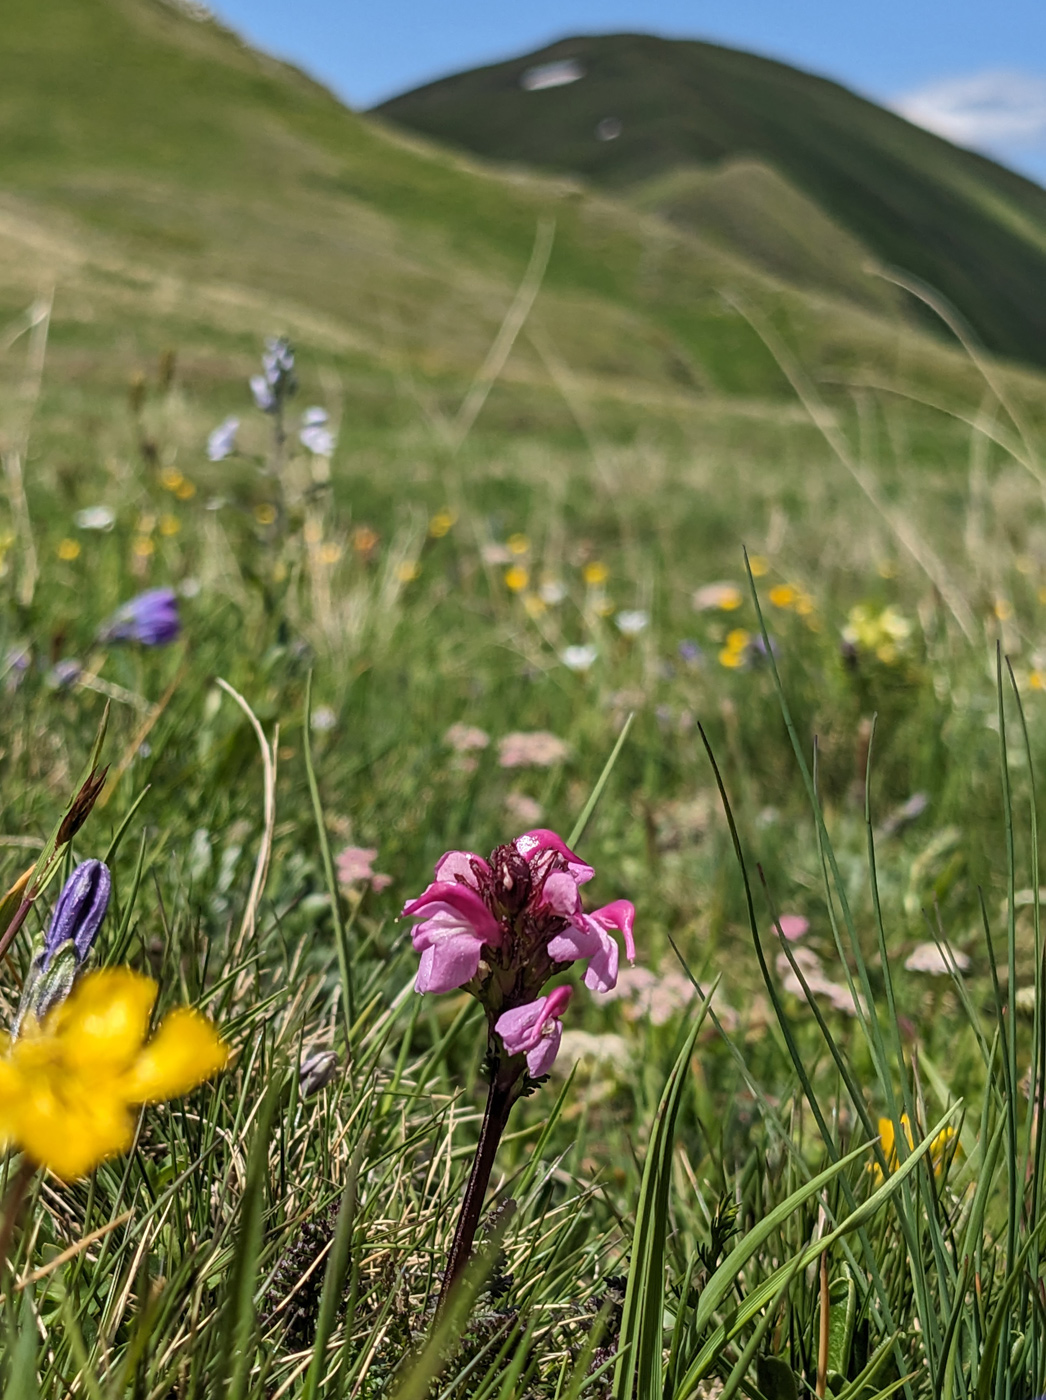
<box><xmin>376</xmin><ymin>32</ymin><xmax>1046</xmax><ymax>368</ymax></box>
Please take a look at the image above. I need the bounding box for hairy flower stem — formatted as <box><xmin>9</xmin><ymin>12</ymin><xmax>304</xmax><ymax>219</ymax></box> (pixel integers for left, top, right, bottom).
<box><xmin>437</xmin><ymin>1053</ymin><xmax>523</xmax><ymax>1316</ymax></box>
<box><xmin>0</xmin><ymin>1157</ymin><xmax>36</xmax><ymax>1278</ymax></box>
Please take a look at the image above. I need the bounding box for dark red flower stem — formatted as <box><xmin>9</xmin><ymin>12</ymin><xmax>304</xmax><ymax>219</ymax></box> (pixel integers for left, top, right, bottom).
<box><xmin>437</xmin><ymin>1052</ymin><xmax>523</xmax><ymax>1315</ymax></box>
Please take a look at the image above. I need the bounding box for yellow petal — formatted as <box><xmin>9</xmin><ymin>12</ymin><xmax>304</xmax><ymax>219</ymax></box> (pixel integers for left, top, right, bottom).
<box><xmin>11</xmin><ymin>1070</ymin><xmax>136</xmax><ymax>1180</ymax></box>
<box><xmin>122</xmin><ymin>1008</ymin><xmax>228</xmax><ymax>1104</ymax></box>
<box><xmin>49</xmin><ymin>969</ymin><xmax>157</xmax><ymax>1073</ymax></box>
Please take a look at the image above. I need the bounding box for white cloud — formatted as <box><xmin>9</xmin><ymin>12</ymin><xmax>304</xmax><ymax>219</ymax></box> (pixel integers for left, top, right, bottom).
<box><xmin>893</xmin><ymin>70</ymin><xmax>1046</xmax><ymax>151</ymax></box>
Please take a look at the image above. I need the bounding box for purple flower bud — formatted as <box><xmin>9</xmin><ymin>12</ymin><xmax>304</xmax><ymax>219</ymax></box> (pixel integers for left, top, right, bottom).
<box><xmin>42</xmin><ymin>859</ymin><xmax>111</xmax><ymax>968</ymax></box>
<box><xmin>100</xmin><ymin>588</ymin><xmax>180</xmax><ymax>646</ymax></box>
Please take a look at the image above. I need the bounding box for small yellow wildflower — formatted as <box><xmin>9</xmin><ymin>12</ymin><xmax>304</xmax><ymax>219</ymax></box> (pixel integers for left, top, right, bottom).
<box><xmin>175</xmin><ymin>479</ymin><xmax>196</xmax><ymax>501</ymax></box>
<box><xmin>396</xmin><ymin>562</ymin><xmax>420</xmax><ymax>583</ymax></box>
<box><xmin>504</xmin><ymin>565</ymin><xmax>529</xmax><ymax>593</ymax></box>
<box><xmin>726</xmin><ymin>628</ymin><xmax>750</xmax><ymax>652</ymax></box>
<box><xmin>429</xmin><ymin>509</ymin><xmax>456</xmax><ymax>539</ymax></box>
<box><xmin>769</xmin><ymin>584</ymin><xmax>797</xmax><ymax>609</ymax></box>
<box><xmin>0</xmin><ymin>968</ymin><xmax>227</xmax><ymax>1181</ymax></box>
<box><xmin>748</xmin><ymin>555</ymin><xmax>769</xmax><ymax>577</ymax></box>
<box><xmin>522</xmin><ymin>593</ymin><xmax>546</xmax><ymax>618</ymax></box>
<box><xmin>254</xmin><ymin>503</ymin><xmax>277</xmax><ymax>526</ymax></box>
<box><xmin>159</xmin><ymin>467</ymin><xmax>184</xmax><ymax>492</ymax></box>
<box><xmin>583</xmin><ymin>561</ymin><xmax>609</xmax><ymax>586</ymax></box>
<box><xmin>159</xmin><ymin>515</ymin><xmax>180</xmax><ymax>537</ymax></box>
<box><xmin>994</xmin><ymin>598</ymin><xmax>1014</xmax><ymax>621</ymax></box>
<box><xmin>303</xmin><ymin>519</ymin><xmax>323</xmax><ymax>545</ymax></box>
<box><xmin>1031</xmin><ymin>671</ymin><xmax>1045</xmax><ymax>691</ymax></box>
<box><xmin>507</xmin><ymin>532</ymin><xmax>530</xmax><ymax>556</ymax></box>
<box><xmin>718</xmin><ymin>647</ymin><xmax>745</xmax><ymax>669</ymax></box>
<box><xmin>320</xmin><ymin>542</ymin><xmax>342</xmax><ymax>565</ymax></box>
<box><xmin>57</xmin><ymin>539</ymin><xmax>81</xmax><ymax>561</ymax></box>
<box><xmin>795</xmin><ymin>594</ymin><xmax>816</xmax><ymax>618</ymax></box>
<box><xmin>132</xmin><ymin>536</ymin><xmax>155</xmax><ymax>558</ymax></box>
<box><xmin>871</xmin><ymin>1114</ymin><xmax>956</xmax><ymax>1185</ymax></box>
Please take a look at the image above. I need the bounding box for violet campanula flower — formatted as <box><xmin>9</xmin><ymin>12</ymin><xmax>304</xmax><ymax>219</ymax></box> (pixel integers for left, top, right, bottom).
<box><xmin>401</xmin><ymin>827</ymin><xmax>636</xmax><ymax>1074</ymax></box>
<box><xmin>99</xmin><ymin>588</ymin><xmax>180</xmax><ymax>646</ymax></box>
<box><xmin>42</xmin><ymin>860</ymin><xmax>111</xmax><ymax>969</ymax></box>
<box><xmin>14</xmin><ymin>859</ymin><xmax>112</xmax><ymax>1034</ymax></box>
<box><xmin>496</xmin><ymin>986</ymin><xmax>572</xmax><ymax>1077</ymax></box>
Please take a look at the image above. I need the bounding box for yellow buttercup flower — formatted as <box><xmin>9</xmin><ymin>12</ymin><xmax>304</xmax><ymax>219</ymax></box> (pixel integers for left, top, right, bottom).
<box><xmin>0</xmin><ymin>968</ymin><xmax>228</xmax><ymax>1181</ymax></box>
<box><xmin>57</xmin><ymin>539</ymin><xmax>81</xmax><ymax>561</ymax></box>
<box><xmin>871</xmin><ymin>1114</ymin><xmax>956</xmax><ymax>1185</ymax></box>
<box><xmin>583</xmin><ymin>561</ymin><xmax>608</xmax><ymax>586</ymax></box>
<box><xmin>769</xmin><ymin>584</ymin><xmax>797</xmax><ymax>609</ymax></box>
<box><xmin>507</xmin><ymin>532</ymin><xmax>530</xmax><ymax>556</ymax></box>
<box><xmin>504</xmin><ymin>565</ymin><xmax>529</xmax><ymax>592</ymax></box>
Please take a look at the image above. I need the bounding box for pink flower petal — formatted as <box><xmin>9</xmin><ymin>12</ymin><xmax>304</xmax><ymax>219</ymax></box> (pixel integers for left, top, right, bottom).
<box><xmin>589</xmin><ymin>900</ymin><xmax>636</xmax><ymax>963</ymax></box>
<box><xmin>495</xmin><ymin>986</ymin><xmax>572</xmax><ymax>1075</ymax></box>
<box><xmin>415</xmin><ymin>932</ymin><xmax>485</xmax><ymax>993</ymax></box>
<box><xmin>542</xmin><ymin>870</ymin><xmax>581</xmax><ymax>917</ymax></box>
<box><xmin>434</xmin><ymin>850</ymin><xmax>489</xmax><ymax>889</ymax></box>
<box><xmin>401</xmin><ymin>881</ymin><xmax>501</xmax><ymax>943</ymax></box>
<box><xmin>513</xmin><ymin>829</ymin><xmax>594</xmax><ymax>884</ymax></box>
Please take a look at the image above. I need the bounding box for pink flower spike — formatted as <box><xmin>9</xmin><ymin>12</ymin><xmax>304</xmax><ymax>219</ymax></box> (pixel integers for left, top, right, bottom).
<box><xmin>434</xmin><ymin>850</ymin><xmax>490</xmax><ymax>889</ymax></box>
<box><xmin>496</xmin><ymin>986</ymin><xmax>572</xmax><ymax>1077</ymax></box>
<box><xmin>514</xmin><ymin>829</ymin><xmax>594</xmax><ymax>885</ymax></box>
<box><xmin>336</xmin><ymin>845</ymin><xmax>377</xmax><ymax>885</ymax></box>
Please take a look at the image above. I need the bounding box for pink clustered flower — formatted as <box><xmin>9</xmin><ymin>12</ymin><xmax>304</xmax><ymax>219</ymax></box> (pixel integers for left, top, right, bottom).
<box><xmin>401</xmin><ymin>828</ymin><xmax>636</xmax><ymax>1078</ymax></box>
<box><xmin>497</xmin><ymin>732</ymin><xmax>570</xmax><ymax>769</ymax></box>
<box><xmin>336</xmin><ymin>845</ymin><xmax>392</xmax><ymax>893</ymax></box>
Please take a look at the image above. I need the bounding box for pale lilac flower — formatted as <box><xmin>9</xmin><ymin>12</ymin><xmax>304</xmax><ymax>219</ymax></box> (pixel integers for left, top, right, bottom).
<box><xmin>444</xmin><ymin>722</ymin><xmax>490</xmax><ymax>753</ymax></box>
<box><xmin>250</xmin><ymin>375</ymin><xmax>276</xmax><ymax>412</ymax></box>
<box><xmin>47</xmin><ymin>659</ymin><xmax>82</xmax><ymax>689</ymax></box>
<box><xmin>402</xmin><ymin>882</ymin><xmax>503</xmax><ymax>993</ymax></box>
<box><xmin>496</xmin><ymin>986</ymin><xmax>572</xmax><ymax>1076</ymax></box>
<box><xmin>302</xmin><ymin>406</ymin><xmax>329</xmax><ymax>427</ymax></box>
<box><xmin>250</xmin><ymin>336</ymin><xmax>296</xmax><ymax>413</ymax></box>
<box><xmin>482</xmin><ymin>543</ymin><xmax>513</xmax><ymax>566</ymax></box>
<box><xmin>99</xmin><ymin>588</ymin><xmax>180</xmax><ymax>646</ymax></box>
<box><xmin>616</xmin><ymin>609</ymin><xmax>649</xmax><ymax>636</ymax></box>
<box><xmin>74</xmin><ymin>505</ymin><xmax>115</xmax><ymax>531</ymax></box>
<box><xmin>300</xmin><ymin>424</ymin><xmax>336</xmax><ymax>457</ymax></box>
<box><xmin>498</xmin><ymin>731</ymin><xmax>570</xmax><ymax>768</ymax></box>
<box><xmin>310</xmin><ymin>705</ymin><xmax>337</xmax><ymax>731</ymax></box>
<box><xmin>678</xmin><ymin>639</ymin><xmax>703</xmax><ymax>664</ymax></box>
<box><xmin>207</xmin><ymin>416</ymin><xmax>239</xmax><ymax>461</ymax></box>
<box><xmin>561</xmin><ymin>644</ymin><xmax>598</xmax><ymax>673</ymax></box>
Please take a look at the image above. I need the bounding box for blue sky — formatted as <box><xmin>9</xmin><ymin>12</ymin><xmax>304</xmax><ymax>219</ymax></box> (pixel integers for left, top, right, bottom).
<box><xmin>207</xmin><ymin>0</ymin><xmax>1046</xmax><ymax>183</ymax></box>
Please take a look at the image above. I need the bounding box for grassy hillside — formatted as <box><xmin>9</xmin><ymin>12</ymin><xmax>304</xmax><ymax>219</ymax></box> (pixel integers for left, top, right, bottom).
<box><xmin>8</xmin><ymin>4</ymin><xmax>1046</xmax><ymax>1395</ymax></box>
<box><xmin>377</xmin><ymin>32</ymin><xmax>1046</xmax><ymax>368</ymax></box>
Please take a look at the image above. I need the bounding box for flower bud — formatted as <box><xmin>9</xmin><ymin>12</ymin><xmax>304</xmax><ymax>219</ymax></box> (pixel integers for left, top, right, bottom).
<box><xmin>299</xmin><ymin>1050</ymin><xmax>339</xmax><ymax>1096</ymax></box>
<box><xmin>43</xmin><ymin>860</ymin><xmax>112</xmax><ymax>967</ymax></box>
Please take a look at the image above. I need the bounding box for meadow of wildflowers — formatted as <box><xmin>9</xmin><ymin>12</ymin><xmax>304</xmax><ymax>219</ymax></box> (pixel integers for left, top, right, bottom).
<box><xmin>2</xmin><ymin>230</ymin><xmax>1046</xmax><ymax>1400</ymax></box>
